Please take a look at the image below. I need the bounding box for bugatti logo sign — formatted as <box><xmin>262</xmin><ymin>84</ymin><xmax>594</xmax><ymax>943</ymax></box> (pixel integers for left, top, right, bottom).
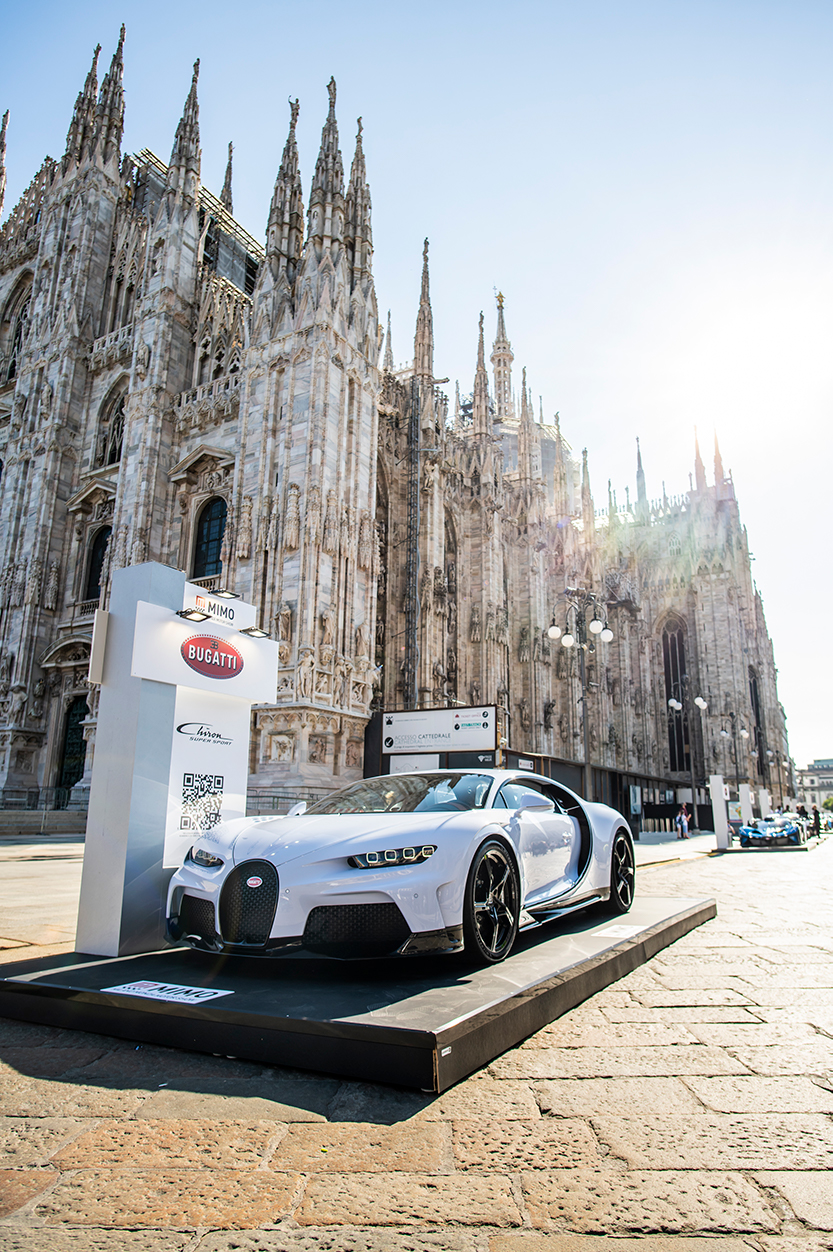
<box><xmin>181</xmin><ymin>636</ymin><xmax>244</xmax><ymax>680</ymax></box>
<box><xmin>246</xmin><ymin>876</ymin><xmax>262</xmax><ymax>888</ymax></box>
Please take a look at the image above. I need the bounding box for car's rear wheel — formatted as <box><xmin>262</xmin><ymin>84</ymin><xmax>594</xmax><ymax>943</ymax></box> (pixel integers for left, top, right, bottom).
<box><xmin>463</xmin><ymin>839</ymin><xmax>520</xmax><ymax>964</ymax></box>
<box><xmin>606</xmin><ymin>828</ymin><xmax>635</xmax><ymax>914</ymax></box>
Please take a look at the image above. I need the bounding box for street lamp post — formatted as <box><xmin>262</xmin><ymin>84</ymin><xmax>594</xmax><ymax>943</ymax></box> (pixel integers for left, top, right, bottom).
<box><xmin>720</xmin><ymin>710</ymin><xmax>750</xmax><ymax>798</ymax></box>
<box><xmin>667</xmin><ymin>677</ymin><xmax>708</xmax><ymax>832</ymax></box>
<box><xmin>548</xmin><ymin>587</ymin><xmax>613</xmax><ymax>800</ymax></box>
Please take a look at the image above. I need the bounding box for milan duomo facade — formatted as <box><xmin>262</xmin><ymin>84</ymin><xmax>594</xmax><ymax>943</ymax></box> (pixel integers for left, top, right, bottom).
<box><xmin>0</xmin><ymin>33</ymin><xmax>790</xmax><ymax>814</ymax></box>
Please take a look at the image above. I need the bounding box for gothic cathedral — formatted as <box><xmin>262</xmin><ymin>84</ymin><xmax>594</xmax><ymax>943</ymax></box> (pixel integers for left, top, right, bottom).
<box><xmin>0</xmin><ymin>33</ymin><xmax>789</xmax><ymax>813</ymax></box>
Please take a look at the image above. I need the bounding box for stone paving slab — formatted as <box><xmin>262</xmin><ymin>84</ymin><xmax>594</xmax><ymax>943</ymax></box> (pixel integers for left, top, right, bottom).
<box><xmin>52</xmin><ymin>1119</ymin><xmax>279</xmax><ymax>1169</ymax></box>
<box><xmin>535</xmin><ymin>1076</ymin><xmax>707</xmax><ymax>1116</ymax></box>
<box><xmin>520</xmin><ymin>1168</ymin><xmax>779</xmax><ymax>1233</ymax></box>
<box><xmin>200</xmin><ymin>1229</ymin><xmax>481</xmax><ymax>1251</ymax></box>
<box><xmin>592</xmin><ymin>1114</ymin><xmax>833</xmax><ymax>1169</ymax></box>
<box><xmin>489</xmin><ymin>1238</ymin><xmax>761</xmax><ymax>1252</ymax></box>
<box><xmin>681</xmin><ymin>1075</ymin><xmax>833</xmax><ymax>1114</ymax></box>
<box><xmin>0</xmin><ymin>1230</ymin><xmax>190</xmax><ymax>1251</ymax></box>
<box><xmin>490</xmin><ymin>1044</ymin><xmax>751</xmax><ymax>1079</ymax></box>
<box><xmin>297</xmin><ymin>1173</ymin><xmax>521</xmax><ymax>1227</ymax></box>
<box><xmin>755</xmin><ymin>1171</ymin><xmax>833</xmax><ymax>1230</ymax></box>
<box><xmin>270</xmin><ymin>1122</ymin><xmax>449</xmax><ymax>1172</ymax></box>
<box><xmin>0</xmin><ymin>1117</ymin><xmax>87</xmax><ymax>1166</ymax></box>
<box><xmin>452</xmin><ymin>1119</ymin><xmax>604</xmax><ymax>1170</ymax></box>
<box><xmin>33</xmin><ymin>1168</ymin><xmax>303</xmax><ymax>1228</ymax></box>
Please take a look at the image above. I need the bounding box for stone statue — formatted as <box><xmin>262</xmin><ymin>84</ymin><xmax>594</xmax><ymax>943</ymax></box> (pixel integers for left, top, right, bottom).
<box><xmin>296</xmin><ymin>650</ymin><xmax>314</xmax><ymax>700</ymax></box>
<box><xmin>276</xmin><ymin>602</ymin><xmax>292</xmax><ymax>642</ymax></box>
<box><xmin>470</xmin><ymin>605</ymin><xmax>481</xmax><ymax>643</ymax></box>
<box><xmin>320</xmin><ymin>604</ymin><xmax>335</xmax><ymax>646</ymax></box>
<box><xmin>355</xmin><ymin>621</ymin><xmax>369</xmax><ymax>659</ymax></box>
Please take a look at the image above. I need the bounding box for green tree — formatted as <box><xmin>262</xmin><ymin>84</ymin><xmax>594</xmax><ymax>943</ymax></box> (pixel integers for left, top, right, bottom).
<box><xmin>822</xmin><ymin>796</ymin><xmax>833</xmax><ymax>811</ymax></box>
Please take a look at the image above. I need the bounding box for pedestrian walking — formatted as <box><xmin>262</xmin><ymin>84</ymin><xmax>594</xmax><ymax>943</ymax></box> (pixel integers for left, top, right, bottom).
<box><xmin>812</xmin><ymin>804</ymin><xmax>821</xmax><ymax>836</ymax></box>
<box><xmin>675</xmin><ymin>805</ymin><xmax>689</xmax><ymax>839</ymax></box>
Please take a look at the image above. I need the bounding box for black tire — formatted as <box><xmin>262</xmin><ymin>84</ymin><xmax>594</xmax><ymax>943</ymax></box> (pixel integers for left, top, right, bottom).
<box><xmin>606</xmin><ymin>828</ymin><xmax>635</xmax><ymax>914</ymax></box>
<box><xmin>462</xmin><ymin>839</ymin><xmax>520</xmax><ymax>964</ymax></box>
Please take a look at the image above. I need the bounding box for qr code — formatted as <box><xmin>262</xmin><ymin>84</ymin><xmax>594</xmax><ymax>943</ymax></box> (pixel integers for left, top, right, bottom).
<box><xmin>180</xmin><ymin>773</ymin><xmax>224</xmax><ymax>831</ymax></box>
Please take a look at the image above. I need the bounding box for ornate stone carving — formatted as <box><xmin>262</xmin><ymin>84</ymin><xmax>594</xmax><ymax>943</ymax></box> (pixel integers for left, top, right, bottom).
<box><xmin>433</xmin><ymin>566</ymin><xmax>446</xmax><ymax>616</ymax></box>
<box><xmin>283</xmin><ymin>484</ymin><xmax>300</xmax><ymax>551</ymax></box>
<box><xmin>322</xmin><ymin>491</ymin><xmax>338</xmax><ymax>554</ymax></box>
<box><xmin>355</xmin><ymin>621</ymin><xmax>369</xmax><ymax>659</ymax></box>
<box><xmin>518</xmin><ymin>626</ymin><xmax>530</xmax><ymax>663</ymax></box>
<box><xmin>306</xmin><ymin>486</ymin><xmax>320</xmax><ymax>546</ymax></box>
<box><xmin>276</xmin><ymin>602</ymin><xmax>292</xmax><ymax>642</ymax></box>
<box><xmin>519</xmin><ymin>698</ymin><xmax>531</xmax><ymax>732</ymax></box>
<box><xmin>320</xmin><ymin>604</ymin><xmax>335</xmax><ymax>647</ymax></box>
<box><xmin>485</xmin><ymin>604</ymin><xmax>496</xmax><ymax>642</ymax></box>
<box><xmin>357</xmin><ymin>513</ymin><xmax>372</xmax><ymax>569</ymax></box>
<box><xmin>345</xmin><ymin>740</ymin><xmax>362</xmax><ymax>769</ymax></box>
<box><xmin>11</xmin><ymin>561</ymin><xmax>27</xmax><ymax>607</ymax></box>
<box><xmin>470</xmin><ymin>605</ymin><xmax>481</xmax><ymax>643</ymax></box>
<box><xmin>420</xmin><ymin>569</ymin><xmax>432</xmax><ymax>613</ymax></box>
<box><xmin>296</xmin><ymin>649</ymin><xmax>314</xmax><ymax>700</ymax></box>
<box><xmin>24</xmin><ymin>557</ymin><xmax>42</xmax><ymax>606</ymax></box>
<box><xmin>308</xmin><ymin>736</ymin><xmax>328</xmax><ymax>764</ymax></box>
<box><xmin>237</xmin><ymin>496</ymin><xmax>253</xmax><ymax>559</ymax></box>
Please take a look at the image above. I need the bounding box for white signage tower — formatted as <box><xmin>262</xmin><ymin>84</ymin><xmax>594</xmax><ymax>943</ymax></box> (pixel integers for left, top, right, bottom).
<box><xmin>76</xmin><ymin>563</ymin><xmax>277</xmax><ymax>957</ymax></box>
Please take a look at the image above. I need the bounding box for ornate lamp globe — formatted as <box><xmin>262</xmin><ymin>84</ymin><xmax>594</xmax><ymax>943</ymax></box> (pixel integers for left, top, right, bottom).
<box><xmin>561</xmin><ymin>632</ymin><xmax>575</xmax><ymax>648</ymax></box>
<box><xmin>588</xmin><ymin>616</ymin><xmax>603</xmax><ymax>635</ymax></box>
<box><xmin>600</xmin><ymin>625</ymin><xmax>614</xmax><ymax>643</ymax></box>
<box><xmin>547</xmin><ymin>624</ymin><xmax>562</xmax><ymax>640</ymax></box>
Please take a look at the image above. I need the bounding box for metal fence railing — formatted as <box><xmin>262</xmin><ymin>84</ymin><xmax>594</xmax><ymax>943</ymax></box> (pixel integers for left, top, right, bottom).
<box><xmin>0</xmin><ymin>787</ymin><xmax>76</xmax><ymax>811</ymax></box>
<box><xmin>246</xmin><ymin>788</ymin><xmax>333</xmax><ymax>816</ymax></box>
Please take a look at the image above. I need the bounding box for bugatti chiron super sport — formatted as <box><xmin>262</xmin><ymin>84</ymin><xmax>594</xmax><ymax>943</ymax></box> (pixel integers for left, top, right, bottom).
<box><xmin>166</xmin><ymin>769</ymin><xmax>636</xmax><ymax>964</ymax></box>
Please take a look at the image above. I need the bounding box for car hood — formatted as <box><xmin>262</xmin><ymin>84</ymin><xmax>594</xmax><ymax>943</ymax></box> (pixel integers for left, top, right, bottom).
<box><xmin>221</xmin><ymin>811</ymin><xmax>483</xmax><ymax>867</ymax></box>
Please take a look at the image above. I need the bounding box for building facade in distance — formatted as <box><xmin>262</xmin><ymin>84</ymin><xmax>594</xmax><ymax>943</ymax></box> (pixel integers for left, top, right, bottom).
<box><xmin>0</xmin><ymin>34</ymin><xmax>790</xmax><ymax>815</ymax></box>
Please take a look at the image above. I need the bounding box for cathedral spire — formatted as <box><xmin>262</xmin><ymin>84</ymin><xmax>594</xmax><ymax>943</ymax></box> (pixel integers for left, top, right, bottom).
<box><xmin>167</xmin><ymin>59</ymin><xmax>201</xmax><ymax>199</ymax></box>
<box><xmin>308</xmin><ymin>76</ymin><xmax>344</xmax><ymax>246</ymax></box>
<box><xmin>518</xmin><ymin>368</ymin><xmax>540</xmax><ymax>480</ymax></box>
<box><xmin>220</xmin><ymin>141</ymin><xmax>233</xmax><ymax>214</ymax></box>
<box><xmin>63</xmin><ymin>43</ymin><xmax>100</xmax><ymax>172</ymax></box>
<box><xmin>265</xmin><ymin>98</ymin><xmax>303</xmax><ymax>275</ymax></box>
<box><xmin>490</xmin><ymin>290</ymin><xmax>514</xmax><ymax>422</ymax></box>
<box><xmin>93</xmin><ymin>25</ymin><xmax>125</xmax><ymax>168</ymax></box>
<box><xmin>714</xmin><ymin>430</ymin><xmax>725</xmax><ymax>485</ymax></box>
<box><xmin>0</xmin><ymin>110</ymin><xmax>8</xmax><ymax>221</ymax></box>
<box><xmin>472</xmin><ymin>311</ymin><xmax>490</xmax><ymax>437</ymax></box>
<box><xmin>693</xmin><ymin>426</ymin><xmax>707</xmax><ymax>493</ymax></box>
<box><xmin>608</xmin><ymin>479</ymin><xmax>619</xmax><ymax>528</ymax></box>
<box><xmin>345</xmin><ymin>117</ymin><xmax>372</xmax><ymax>288</ymax></box>
<box><xmin>553</xmin><ymin>413</ymin><xmax>569</xmax><ymax>519</ymax></box>
<box><xmin>383</xmin><ymin>310</ymin><xmax>394</xmax><ymax>371</ymax></box>
<box><xmin>413</xmin><ymin>238</ymin><xmax>433</xmax><ymax>381</ymax></box>
<box><xmin>636</xmin><ymin>436</ymin><xmax>648</xmax><ymax>520</ymax></box>
<box><xmin>581</xmin><ymin>448</ymin><xmax>595</xmax><ymax>537</ymax></box>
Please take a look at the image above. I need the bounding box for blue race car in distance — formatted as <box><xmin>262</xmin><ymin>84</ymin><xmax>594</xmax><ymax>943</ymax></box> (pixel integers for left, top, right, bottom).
<box><xmin>738</xmin><ymin>814</ymin><xmax>807</xmax><ymax>847</ymax></box>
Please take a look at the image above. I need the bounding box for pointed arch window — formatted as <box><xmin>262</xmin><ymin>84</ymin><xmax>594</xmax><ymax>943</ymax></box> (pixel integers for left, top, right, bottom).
<box><xmin>96</xmin><ymin>383</ymin><xmax>128</xmax><ymax>467</ymax></box>
<box><xmin>2</xmin><ymin>274</ymin><xmax>33</xmax><ymax>384</ymax></box>
<box><xmin>662</xmin><ymin>617</ymin><xmax>689</xmax><ymax>773</ymax></box>
<box><xmin>192</xmin><ymin>497</ymin><xmax>227</xmax><ymax>580</ymax></box>
<box><xmin>85</xmin><ymin>527</ymin><xmax>111</xmax><ymax>602</ymax></box>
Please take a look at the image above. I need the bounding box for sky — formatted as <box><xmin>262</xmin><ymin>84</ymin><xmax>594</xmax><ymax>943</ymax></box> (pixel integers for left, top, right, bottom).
<box><xmin>2</xmin><ymin>0</ymin><xmax>831</xmax><ymax>768</ymax></box>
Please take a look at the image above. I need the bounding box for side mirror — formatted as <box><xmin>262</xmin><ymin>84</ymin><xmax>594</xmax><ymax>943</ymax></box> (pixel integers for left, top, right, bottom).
<box><xmin>286</xmin><ymin>801</ymin><xmax>307</xmax><ymax>817</ymax></box>
<box><xmin>516</xmin><ymin>796</ymin><xmax>555</xmax><ymax>814</ymax></box>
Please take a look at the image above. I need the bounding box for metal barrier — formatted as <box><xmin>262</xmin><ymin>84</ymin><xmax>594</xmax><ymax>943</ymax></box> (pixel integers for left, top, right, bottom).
<box><xmin>0</xmin><ymin>787</ymin><xmax>74</xmax><ymax>811</ymax></box>
<box><xmin>246</xmin><ymin>788</ymin><xmax>332</xmax><ymax>815</ymax></box>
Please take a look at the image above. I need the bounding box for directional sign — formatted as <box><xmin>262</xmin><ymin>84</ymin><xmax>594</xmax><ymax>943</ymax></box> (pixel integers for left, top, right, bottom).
<box><xmin>382</xmin><ymin>706</ymin><xmax>496</xmax><ymax>754</ymax></box>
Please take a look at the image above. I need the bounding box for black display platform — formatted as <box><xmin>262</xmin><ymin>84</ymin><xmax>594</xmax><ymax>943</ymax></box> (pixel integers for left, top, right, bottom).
<box><xmin>0</xmin><ymin>895</ymin><xmax>714</xmax><ymax>1092</ymax></box>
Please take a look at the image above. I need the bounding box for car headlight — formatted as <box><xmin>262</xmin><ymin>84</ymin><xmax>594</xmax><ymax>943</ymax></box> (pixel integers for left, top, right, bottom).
<box><xmin>349</xmin><ymin>845</ymin><xmax>437</xmax><ymax>869</ymax></box>
<box><xmin>186</xmin><ymin>846</ymin><xmax>224</xmax><ymax>869</ymax></box>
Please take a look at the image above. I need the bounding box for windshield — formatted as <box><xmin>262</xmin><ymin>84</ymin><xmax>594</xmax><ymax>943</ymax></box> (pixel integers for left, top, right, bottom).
<box><xmin>305</xmin><ymin>773</ymin><xmax>494</xmax><ymax>815</ymax></box>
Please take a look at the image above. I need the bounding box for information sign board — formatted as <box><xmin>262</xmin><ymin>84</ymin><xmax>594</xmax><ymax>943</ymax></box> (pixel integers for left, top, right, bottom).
<box><xmin>381</xmin><ymin>706</ymin><xmax>496</xmax><ymax>755</ymax></box>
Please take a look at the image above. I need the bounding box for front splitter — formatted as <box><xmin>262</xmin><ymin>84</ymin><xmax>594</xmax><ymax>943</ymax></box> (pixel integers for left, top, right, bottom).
<box><xmin>0</xmin><ymin>895</ymin><xmax>714</xmax><ymax>1092</ymax></box>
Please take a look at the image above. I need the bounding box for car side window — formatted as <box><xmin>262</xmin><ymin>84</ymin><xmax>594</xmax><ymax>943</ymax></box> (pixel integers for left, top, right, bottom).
<box><xmin>496</xmin><ymin>779</ymin><xmax>547</xmax><ymax>809</ymax></box>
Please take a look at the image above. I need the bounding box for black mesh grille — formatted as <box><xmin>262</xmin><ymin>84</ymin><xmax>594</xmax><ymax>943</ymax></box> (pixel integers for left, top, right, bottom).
<box><xmin>219</xmin><ymin>860</ymin><xmax>278</xmax><ymax>947</ymax></box>
<box><xmin>178</xmin><ymin>894</ymin><xmax>217</xmax><ymax>944</ymax></box>
<box><xmin>303</xmin><ymin>903</ymin><xmax>411</xmax><ymax>958</ymax></box>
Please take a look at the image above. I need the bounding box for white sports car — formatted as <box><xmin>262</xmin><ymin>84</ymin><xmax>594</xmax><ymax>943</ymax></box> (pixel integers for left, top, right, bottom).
<box><xmin>166</xmin><ymin>769</ymin><xmax>635</xmax><ymax>965</ymax></box>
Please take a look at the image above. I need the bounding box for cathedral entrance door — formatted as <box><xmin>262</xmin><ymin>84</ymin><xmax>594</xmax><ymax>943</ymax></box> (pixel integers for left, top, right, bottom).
<box><xmin>56</xmin><ymin>695</ymin><xmax>88</xmax><ymax>808</ymax></box>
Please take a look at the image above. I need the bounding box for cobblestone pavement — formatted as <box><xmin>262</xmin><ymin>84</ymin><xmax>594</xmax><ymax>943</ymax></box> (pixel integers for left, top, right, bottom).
<box><xmin>0</xmin><ymin>839</ymin><xmax>831</xmax><ymax>1251</ymax></box>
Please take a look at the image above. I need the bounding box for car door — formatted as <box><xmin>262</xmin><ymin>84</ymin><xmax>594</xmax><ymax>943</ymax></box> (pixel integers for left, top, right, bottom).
<box><xmin>495</xmin><ymin>778</ymin><xmax>578</xmax><ymax>905</ymax></box>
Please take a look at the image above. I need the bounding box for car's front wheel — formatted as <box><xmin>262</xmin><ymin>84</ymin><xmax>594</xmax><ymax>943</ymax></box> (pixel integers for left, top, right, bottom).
<box><xmin>607</xmin><ymin>828</ymin><xmax>635</xmax><ymax>914</ymax></box>
<box><xmin>463</xmin><ymin>839</ymin><xmax>520</xmax><ymax>964</ymax></box>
